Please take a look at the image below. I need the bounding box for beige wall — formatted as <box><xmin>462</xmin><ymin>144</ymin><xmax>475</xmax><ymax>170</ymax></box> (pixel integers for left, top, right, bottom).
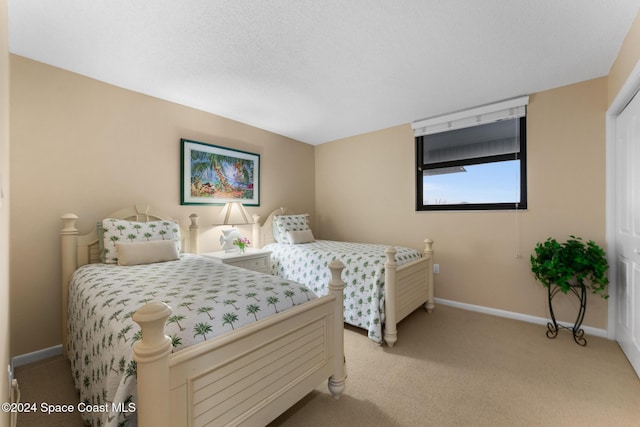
<box><xmin>9</xmin><ymin>55</ymin><xmax>315</xmax><ymax>356</ymax></box>
<box><xmin>1</xmin><ymin>0</ymin><xmax>11</xmax><ymax>424</ymax></box>
<box><xmin>315</xmin><ymin>77</ymin><xmax>609</xmax><ymax>329</ymax></box>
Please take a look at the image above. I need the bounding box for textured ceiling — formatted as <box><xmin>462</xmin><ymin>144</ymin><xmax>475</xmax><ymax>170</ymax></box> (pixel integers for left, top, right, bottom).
<box><xmin>7</xmin><ymin>1</ymin><xmax>640</xmax><ymax>145</ymax></box>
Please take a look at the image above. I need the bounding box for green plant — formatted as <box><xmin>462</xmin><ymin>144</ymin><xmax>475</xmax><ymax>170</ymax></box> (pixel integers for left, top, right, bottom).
<box><xmin>530</xmin><ymin>235</ymin><xmax>609</xmax><ymax>299</ymax></box>
<box><xmin>233</xmin><ymin>237</ymin><xmax>250</xmax><ymax>252</ymax></box>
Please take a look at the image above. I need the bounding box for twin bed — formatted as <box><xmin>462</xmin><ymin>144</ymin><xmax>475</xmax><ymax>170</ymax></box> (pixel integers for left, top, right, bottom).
<box><xmin>60</xmin><ymin>204</ymin><xmax>434</xmax><ymax>426</ymax></box>
<box><xmin>61</xmin><ymin>205</ymin><xmax>346</xmax><ymax>427</ymax></box>
<box><xmin>252</xmin><ymin>208</ymin><xmax>435</xmax><ymax>347</ymax></box>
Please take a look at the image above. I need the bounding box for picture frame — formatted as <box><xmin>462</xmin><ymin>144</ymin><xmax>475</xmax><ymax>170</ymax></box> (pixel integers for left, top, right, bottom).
<box><xmin>181</xmin><ymin>139</ymin><xmax>260</xmax><ymax>206</ymax></box>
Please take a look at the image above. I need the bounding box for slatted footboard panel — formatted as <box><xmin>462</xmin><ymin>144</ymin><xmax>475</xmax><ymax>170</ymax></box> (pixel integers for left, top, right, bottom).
<box><xmin>168</xmin><ymin>296</ymin><xmax>337</xmax><ymax>427</ymax></box>
<box><xmin>395</xmin><ymin>258</ymin><xmax>430</xmax><ymax>322</ymax></box>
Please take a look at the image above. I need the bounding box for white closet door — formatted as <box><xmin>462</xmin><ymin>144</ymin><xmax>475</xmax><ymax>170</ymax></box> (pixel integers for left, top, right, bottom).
<box><xmin>615</xmin><ymin>91</ymin><xmax>640</xmax><ymax>377</ymax></box>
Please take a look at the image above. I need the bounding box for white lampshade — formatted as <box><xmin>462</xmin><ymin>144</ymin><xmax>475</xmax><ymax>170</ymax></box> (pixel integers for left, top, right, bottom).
<box><xmin>217</xmin><ymin>202</ymin><xmax>250</xmax><ymax>226</ymax></box>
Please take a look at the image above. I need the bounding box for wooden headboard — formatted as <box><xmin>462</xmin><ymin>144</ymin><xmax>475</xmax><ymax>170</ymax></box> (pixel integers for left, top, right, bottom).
<box><xmin>252</xmin><ymin>207</ymin><xmax>310</xmax><ymax>248</ymax></box>
<box><xmin>60</xmin><ymin>204</ymin><xmax>200</xmax><ymax>352</ymax></box>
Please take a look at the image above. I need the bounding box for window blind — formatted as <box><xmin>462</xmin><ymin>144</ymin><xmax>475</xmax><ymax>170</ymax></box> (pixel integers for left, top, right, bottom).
<box><xmin>422</xmin><ymin>119</ymin><xmax>521</xmax><ymax>164</ymax></box>
<box><xmin>412</xmin><ymin>95</ymin><xmax>529</xmax><ymax>137</ymax></box>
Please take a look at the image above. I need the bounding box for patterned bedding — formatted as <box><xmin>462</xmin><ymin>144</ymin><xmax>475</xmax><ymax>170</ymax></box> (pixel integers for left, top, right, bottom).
<box><xmin>67</xmin><ymin>254</ymin><xmax>316</xmax><ymax>427</ymax></box>
<box><xmin>264</xmin><ymin>240</ymin><xmax>422</xmax><ymax>343</ymax></box>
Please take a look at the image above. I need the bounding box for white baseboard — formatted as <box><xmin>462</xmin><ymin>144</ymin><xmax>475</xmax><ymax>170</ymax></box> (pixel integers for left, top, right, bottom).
<box><xmin>435</xmin><ymin>298</ymin><xmax>609</xmax><ymax>339</ymax></box>
<box><xmin>11</xmin><ymin>344</ymin><xmax>63</xmax><ymax>371</ymax></box>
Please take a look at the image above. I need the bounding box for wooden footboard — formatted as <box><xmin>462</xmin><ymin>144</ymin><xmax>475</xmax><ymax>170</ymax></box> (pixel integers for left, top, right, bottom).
<box><xmin>133</xmin><ymin>261</ymin><xmax>346</xmax><ymax>427</ymax></box>
<box><xmin>383</xmin><ymin>239</ymin><xmax>434</xmax><ymax>347</ymax></box>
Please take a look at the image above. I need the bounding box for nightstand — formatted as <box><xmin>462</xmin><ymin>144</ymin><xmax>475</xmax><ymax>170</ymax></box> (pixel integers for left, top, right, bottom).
<box><xmin>201</xmin><ymin>248</ymin><xmax>272</xmax><ymax>274</ymax></box>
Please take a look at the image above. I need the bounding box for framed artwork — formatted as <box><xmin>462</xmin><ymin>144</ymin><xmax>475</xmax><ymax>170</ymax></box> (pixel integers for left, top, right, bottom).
<box><xmin>181</xmin><ymin>139</ymin><xmax>260</xmax><ymax>206</ymax></box>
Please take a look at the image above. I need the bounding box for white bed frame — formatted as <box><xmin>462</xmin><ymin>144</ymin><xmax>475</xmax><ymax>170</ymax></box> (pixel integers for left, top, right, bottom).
<box><xmin>60</xmin><ymin>204</ymin><xmax>346</xmax><ymax>427</ymax></box>
<box><xmin>252</xmin><ymin>208</ymin><xmax>435</xmax><ymax>347</ymax></box>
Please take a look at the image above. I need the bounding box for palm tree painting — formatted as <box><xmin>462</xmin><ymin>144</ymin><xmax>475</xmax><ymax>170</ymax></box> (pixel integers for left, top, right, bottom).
<box><xmin>182</xmin><ymin>139</ymin><xmax>260</xmax><ymax>206</ymax></box>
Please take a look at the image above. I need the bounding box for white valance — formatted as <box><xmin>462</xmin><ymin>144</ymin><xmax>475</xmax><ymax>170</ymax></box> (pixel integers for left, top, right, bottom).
<box><xmin>412</xmin><ymin>96</ymin><xmax>529</xmax><ymax>137</ymax></box>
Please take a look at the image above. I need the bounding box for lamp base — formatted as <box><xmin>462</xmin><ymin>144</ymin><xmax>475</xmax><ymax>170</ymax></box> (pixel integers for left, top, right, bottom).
<box><xmin>220</xmin><ymin>228</ymin><xmax>244</xmax><ymax>252</ymax></box>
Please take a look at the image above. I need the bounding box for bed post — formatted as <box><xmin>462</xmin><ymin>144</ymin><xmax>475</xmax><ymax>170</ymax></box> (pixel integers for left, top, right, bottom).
<box><xmin>383</xmin><ymin>248</ymin><xmax>398</xmax><ymax>347</ymax></box>
<box><xmin>132</xmin><ymin>302</ymin><xmax>172</xmax><ymax>427</ymax></box>
<box><xmin>252</xmin><ymin>214</ymin><xmax>261</xmax><ymax>248</ymax></box>
<box><xmin>60</xmin><ymin>213</ymin><xmax>79</xmax><ymax>355</ymax></box>
<box><xmin>188</xmin><ymin>213</ymin><xmax>200</xmax><ymax>254</ymax></box>
<box><xmin>327</xmin><ymin>260</ymin><xmax>346</xmax><ymax>399</ymax></box>
<box><xmin>423</xmin><ymin>238</ymin><xmax>435</xmax><ymax>313</ymax></box>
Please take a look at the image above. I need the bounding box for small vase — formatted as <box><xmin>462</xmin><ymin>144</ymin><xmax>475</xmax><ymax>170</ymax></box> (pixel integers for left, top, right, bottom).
<box><xmin>238</xmin><ymin>246</ymin><xmax>246</xmax><ymax>253</ymax></box>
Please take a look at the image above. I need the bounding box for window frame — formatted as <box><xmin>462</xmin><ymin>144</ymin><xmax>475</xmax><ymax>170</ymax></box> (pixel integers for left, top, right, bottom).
<box><xmin>415</xmin><ymin>116</ymin><xmax>528</xmax><ymax>211</ymax></box>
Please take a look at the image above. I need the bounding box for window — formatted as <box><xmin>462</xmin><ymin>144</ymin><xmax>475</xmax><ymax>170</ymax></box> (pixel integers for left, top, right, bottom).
<box><xmin>413</xmin><ymin>97</ymin><xmax>528</xmax><ymax>211</ymax></box>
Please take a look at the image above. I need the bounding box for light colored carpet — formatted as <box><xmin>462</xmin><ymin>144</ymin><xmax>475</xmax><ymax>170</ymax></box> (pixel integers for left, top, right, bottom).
<box><xmin>14</xmin><ymin>305</ymin><xmax>640</xmax><ymax>426</ymax></box>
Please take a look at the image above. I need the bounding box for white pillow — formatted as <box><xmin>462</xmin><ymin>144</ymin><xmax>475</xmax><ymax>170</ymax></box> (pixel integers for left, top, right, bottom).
<box><xmin>273</xmin><ymin>214</ymin><xmax>310</xmax><ymax>244</ymax></box>
<box><xmin>101</xmin><ymin>218</ymin><xmax>181</xmax><ymax>264</ymax></box>
<box><xmin>115</xmin><ymin>240</ymin><xmax>180</xmax><ymax>266</ymax></box>
<box><xmin>287</xmin><ymin>229</ymin><xmax>315</xmax><ymax>244</ymax></box>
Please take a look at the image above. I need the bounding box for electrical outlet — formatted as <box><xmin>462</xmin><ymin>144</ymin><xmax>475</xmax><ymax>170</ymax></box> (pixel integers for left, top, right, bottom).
<box><xmin>433</xmin><ymin>263</ymin><xmax>440</xmax><ymax>274</ymax></box>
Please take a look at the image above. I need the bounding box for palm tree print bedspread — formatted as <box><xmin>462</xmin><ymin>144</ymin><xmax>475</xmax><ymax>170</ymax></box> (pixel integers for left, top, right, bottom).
<box><xmin>67</xmin><ymin>254</ymin><xmax>316</xmax><ymax>427</ymax></box>
<box><xmin>264</xmin><ymin>240</ymin><xmax>421</xmax><ymax>343</ymax></box>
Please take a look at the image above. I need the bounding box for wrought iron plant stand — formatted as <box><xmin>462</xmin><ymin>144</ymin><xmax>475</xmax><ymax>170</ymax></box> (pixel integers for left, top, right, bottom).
<box><xmin>546</xmin><ymin>282</ymin><xmax>588</xmax><ymax>346</ymax></box>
